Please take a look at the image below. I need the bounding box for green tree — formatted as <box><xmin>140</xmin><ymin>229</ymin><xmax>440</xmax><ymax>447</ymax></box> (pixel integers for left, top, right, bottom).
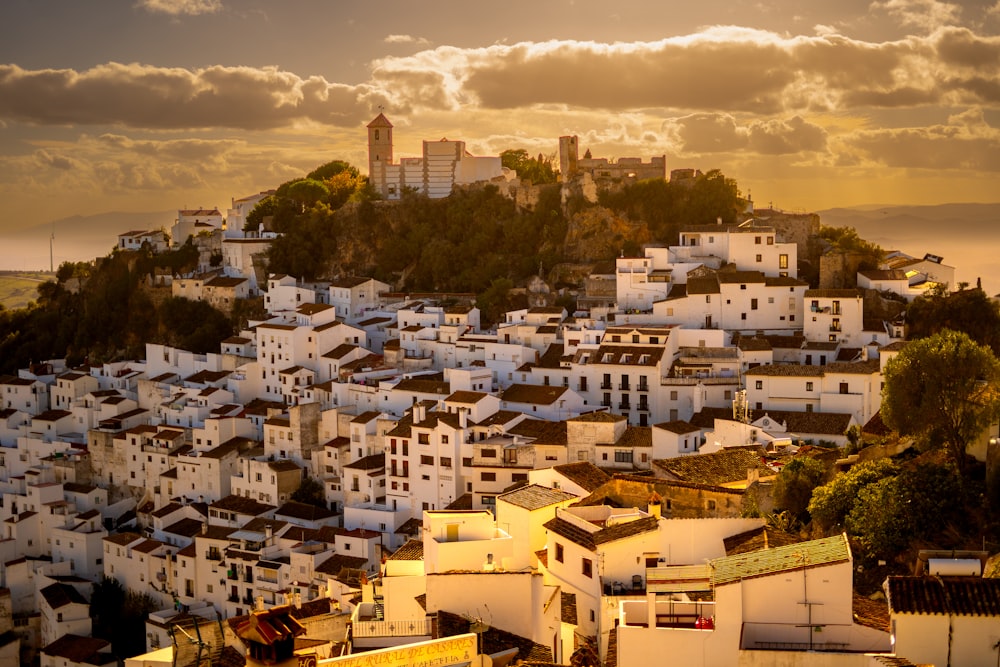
<box><xmin>881</xmin><ymin>329</ymin><xmax>1000</xmax><ymax>471</ymax></box>
<box><xmin>818</xmin><ymin>226</ymin><xmax>884</xmax><ymax>271</ymax></box>
<box><xmin>845</xmin><ymin>463</ymin><xmax>962</xmax><ymax>561</ymax></box>
<box><xmin>291</xmin><ymin>475</ymin><xmax>327</xmax><ymax>508</ymax></box>
<box><xmin>808</xmin><ymin>459</ymin><xmax>898</xmax><ymax>533</ymax></box>
<box><xmin>501</xmin><ymin>149</ymin><xmax>557</xmax><ymax>184</ymax></box>
<box><xmin>905</xmin><ymin>286</ymin><xmax>1000</xmax><ymax>355</ymax></box>
<box><xmin>307</xmin><ymin>159</ymin><xmax>359</xmax><ymax>182</ymax></box>
<box><xmin>773</xmin><ymin>456</ymin><xmax>827</xmax><ymax>523</ymax></box>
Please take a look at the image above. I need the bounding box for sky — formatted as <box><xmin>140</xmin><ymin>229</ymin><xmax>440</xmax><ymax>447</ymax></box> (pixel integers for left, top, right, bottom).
<box><xmin>1</xmin><ymin>0</ymin><xmax>999</xmax><ymax>237</ymax></box>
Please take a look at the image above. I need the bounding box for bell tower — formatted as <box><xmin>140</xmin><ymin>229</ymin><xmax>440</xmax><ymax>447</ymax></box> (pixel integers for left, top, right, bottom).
<box><xmin>367</xmin><ymin>111</ymin><xmax>393</xmax><ymax>196</ymax></box>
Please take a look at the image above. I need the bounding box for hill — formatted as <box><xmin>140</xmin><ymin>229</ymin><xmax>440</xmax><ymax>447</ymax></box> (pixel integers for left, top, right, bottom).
<box><xmin>0</xmin><ymin>210</ymin><xmax>175</xmax><ymax>270</ymax></box>
<box><xmin>817</xmin><ymin>203</ymin><xmax>1000</xmax><ymax>296</ymax></box>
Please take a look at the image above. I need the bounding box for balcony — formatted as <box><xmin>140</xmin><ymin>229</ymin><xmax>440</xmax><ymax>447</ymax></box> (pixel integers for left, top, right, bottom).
<box><xmin>637</xmin><ymin>403</ymin><xmax>650</xmax><ymax>412</ymax></box>
<box><xmin>619</xmin><ymin>599</ymin><xmax>715</xmax><ymax>630</ymax></box>
<box><xmin>637</xmin><ymin>383</ymin><xmax>649</xmax><ymax>392</ymax></box>
<box><xmin>228</xmin><ymin>594</ymin><xmax>239</xmax><ymax>603</ymax></box>
<box><xmin>205</xmin><ymin>550</ymin><xmax>222</xmax><ymax>561</ymax></box>
<box><xmin>619</xmin><ymin>383</ymin><xmax>630</xmax><ymax>391</ymax></box>
<box><xmin>829</xmin><ymin>325</ymin><xmax>842</xmax><ymax>332</ymax></box>
<box><xmin>600</xmin><ymin>382</ymin><xmax>613</xmax><ymax>390</ymax></box>
<box><xmin>618</xmin><ymin>402</ymin><xmax>631</xmax><ymax>410</ymax></box>
<box><xmin>601</xmin><ymin>400</ymin><xmax>612</xmax><ymax>408</ymax></box>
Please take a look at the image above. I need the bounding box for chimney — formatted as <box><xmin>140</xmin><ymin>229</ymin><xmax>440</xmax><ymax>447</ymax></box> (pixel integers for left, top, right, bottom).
<box><xmin>265</xmin><ymin>524</ymin><xmax>273</xmax><ymax>542</ymax></box>
<box><xmin>459</xmin><ymin>408</ymin><xmax>468</xmax><ymax>429</ymax></box>
<box><xmin>414</xmin><ymin>403</ymin><xmax>427</xmax><ymax>423</ymax></box>
<box><xmin>255</xmin><ymin>595</ymin><xmax>264</xmax><ymax>611</ymax></box>
<box><xmin>201</xmin><ymin>521</ymin><xmax>207</xmax><ymax>535</ymax></box>
<box><xmin>647</xmin><ymin>492</ymin><xmax>663</xmax><ymax>519</ymax></box>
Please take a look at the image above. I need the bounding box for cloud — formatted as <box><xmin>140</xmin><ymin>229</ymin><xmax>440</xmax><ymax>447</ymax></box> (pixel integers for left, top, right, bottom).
<box><xmin>663</xmin><ymin>113</ymin><xmax>827</xmax><ymax>154</ymax></box>
<box><xmin>871</xmin><ymin>0</ymin><xmax>961</xmax><ymax>32</ymax></box>
<box><xmin>137</xmin><ymin>0</ymin><xmax>222</xmax><ymax>16</ymax></box>
<box><xmin>33</xmin><ymin>149</ymin><xmax>84</xmax><ymax>171</ymax></box>
<box><xmin>0</xmin><ymin>63</ymin><xmax>370</xmax><ymax>130</ymax></box>
<box><xmin>384</xmin><ymin>34</ymin><xmax>431</xmax><ymax>46</ymax></box>
<box><xmin>840</xmin><ymin>108</ymin><xmax>1000</xmax><ymax>170</ymax></box>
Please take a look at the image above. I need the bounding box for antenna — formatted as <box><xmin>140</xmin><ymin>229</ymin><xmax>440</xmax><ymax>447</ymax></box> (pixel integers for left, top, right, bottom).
<box><xmin>50</xmin><ymin>225</ymin><xmax>55</xmax><ymax>273</ymax></box>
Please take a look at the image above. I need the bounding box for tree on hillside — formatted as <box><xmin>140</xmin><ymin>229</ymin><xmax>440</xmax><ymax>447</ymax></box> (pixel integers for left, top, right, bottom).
<box><xmin>773</xmin><ymin>456</ymin><xmax>827</xmax><ymax>524</ymax></box>
<box><xmin>881</xmin><ymin>329</ymin><xmax>1000</xmax><ymax>471</ymax></box>
<box><xmin>500</xmin><ymin>149</ymin><xmax>557</xmax><ymax>184</ymax></box>
<box><xmin>818</xmin><ymin>226</ymin><xmax>883</xmax><ymax>271</ymax></box>
<box><xmin>845</xmin><ymin>463</ymin><xmax>962</xmax><ymax>561</ymax></box>
<box><xmin>808</xmin><ymin>459</ymin><xmax>898</xmax><ymax>533</ymax></box>
<box><xmin>905</xmin><ymin>286</ymin><xmax>1000</xmax><ymax>355</ymax></box>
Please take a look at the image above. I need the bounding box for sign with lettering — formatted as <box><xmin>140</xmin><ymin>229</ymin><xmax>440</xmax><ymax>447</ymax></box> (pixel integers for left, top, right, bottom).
<box><xmin>319</xmin><ymin>633</ymin><xmax>477</xmax><ymax>667</ymax></box>
<box><xmin>299</xmin><ymin>657</ymin><xmax>318</xmax><ymax>667</ymax></box>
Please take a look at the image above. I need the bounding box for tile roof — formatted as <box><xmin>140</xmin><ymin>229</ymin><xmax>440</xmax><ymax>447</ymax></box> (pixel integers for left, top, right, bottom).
<box><xmin>654</xmin><ymin>420</ymin><xmax>700</xmax><ymax>435</ymax></box>
<box><xmin>388</xmin><ymin>539</ymin><xmax>425</xmax><ymax>561</ymax></box>
<box><xmin>543</xmin><ymin>514</ymin><xmax>659</xmax><ymax>552</ymax></box>
<box><xmin>508</xmin><ymin>419</ymin><xmax>568</xmax><ymax>446</ymax></box>
<box><xmin>501</xmin><ymin>384</ymin><xmax>569</xmax><ymax>405</ymax></box>
<box><xmin>804</xmin><ymin>288</ymin><xmax>864</xmax><ymax>298</ymax></box>
<box><xmin>40</xmin><ymin>582</ymin><xmax>88</xmax><ymax>609</ymax></box>
<box><xmin>314</xmin><ymin>553</ymin><xmax>368</xmax><ymax>576</ymax></box>
<box><xmin>887</xmin><ymin>576</ymin><xmax>1000</xmax><ymax>616</ymax></box>
<box><xmin>722</xmin><ymin>526</ymin><xmax>803</xmax><ymax>555</ymax></box>
<box><xmin>569</xmin><ymin>411</ymin><xmax>626</xmax><ymax>424</ymax></box>
<box><xmin>561</xmin><ymin>591</ymin><xmax>577</xmax><ymax>625</ymax></box>
<box><xmin>653</xmin><ymin>446</ymin><xmax>764</xmax><ymax>486</ymax></box>
<box><xmin>446</xmin><ymin>390</ymin><xmax>489</xmax><ymax>404</ymax></box>
<box><xmin>745</xmin><ymin>364</ymin><xmax>825</xmax><ymax>377</ymax></box>
<box><xmin>343</xmin><ymin>453</ymin><xmax>385</xmax><ymax>471</ymax></box>
<box><xmin>42</xmin><ymin>634</ymin><xmax>112</xmax><ymax>662</ymax></box>
<box><xmin>394</xmin><ymin>378</ymin><xmax>451</xmax><ymax>395</ymax></box>
<box><xmin>498</xmin><ymin>484</ymin><xmax>578</xmax><ymax>511</ymax></box>
<box><xmin>211</xmin><ymin>495</ymin><xmax>276</xmax><ymax>515</ymax></box>
<box><xmin>276</xmin><ymin>501</ymin><xmax>336</xmax><ymax>521</ymax></box>
<box><xmin>552</xmin><ymin>461</ymin><xmax>610</xmax><ymax>491</ymax></box>
<box><xmin>712</xmin><ymin>533</ymin><xmax>851</xmax><ymax>586</ymax></box>
<box><xmin>444</xmin><ymin>493</ymin><xmax>473</xmax><ymax>510</ymax></box>
<box><xmin>616</xmin><ymin>426</ymin><xmax>652</xmax><ymax>448</ymax></box>
<box><xmin>437</xmin><ymin>610</ymin><xmax>553</xmax><ymax>663</ymax></box>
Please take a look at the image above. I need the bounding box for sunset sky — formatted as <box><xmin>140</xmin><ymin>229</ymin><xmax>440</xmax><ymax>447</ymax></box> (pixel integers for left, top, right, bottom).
<box><xmin>1</xmin><ymin>0</ymin><xmax>999</xmax><ymax>235</ymax></box>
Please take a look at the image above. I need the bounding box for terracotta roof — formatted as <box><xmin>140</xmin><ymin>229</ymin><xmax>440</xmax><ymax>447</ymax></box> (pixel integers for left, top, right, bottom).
<box><xmin>40</xmin><ymin>582</ymin><xmax>88</xmax><ymax>609</ymax></box>
<box><xmin>653</xmin><ymin>446</ymin><xmax>763</xmax><ymax>486</ymax></box>
<box><xmin>561</xmin><ymin>591</ymin><xmax>577</xmax><ymax>625</ymax></box>
<box><xmin>722</xmin><ymin>526</ymin><xmax>803</xmax><ymax>555</ymax></box>
<box><xmin>501</xmin><ymin>384</ymin><xmax>569</xmax><ymax>406</ymax></box>
<box><xmin>42</xmin><ymin>634</ymin><xmax>111</xmax><ymax>662</ymax></box>
<box><xmin>343</xmin><ymin>453</ymin><xmax>385</xmax><ymax>471</ymax></box>
<box><xmin>314</xmin><ymin>553</ymin><xmax>368</xmax><ymax>576</ymax></box>
<box><xmin>616</xmin><ymin>426</ymin><xmax>651</xmax><ymax>448</ymax></box>
<box><xmin>446</xmin><ymin>390</ymin><xmax>489</xmax><ymax>404</ymax></box>
<box><xmin>690</xmin><ymin>406</ymin><xmax>853</xmax><ymax>436</ymax></box>
<box><xmin>508</xmin><ymin>419</ymin><xmax>568</xmax><ymax>446</ymax></box>
<box><xmin>745</xmin><ymin>364</ymin><xmax>825</xmax><ymax>377</ymax></box>
<box><xmin>887</xmin><ymin>576</ymin><xmax>1000</xmax><ymax>616</ymax></box>
<box><xmin>445</xmin><ymin>493</ymin><xmax>473</xmax><ymax>510</ymax></box>
<box><xmin>103</xmin><ymin>531</ymin><xmax>143</xmax><ymax>546</ymax></box>
<box><xmin>854</xmin><ymin>592</ymin><xmax>891</xmax><ymax>633</ymax></box>
<box><xmin>712</xmin><ymin>533</ymin><xmax>851</xmax><ymax>586</ymax></box>
<box><xmin>569</xmin><ymin>411</ymin><xmax>626</xmax><ymax>424</ymax></box>
<box><xmin>552</xmin><ymin>461</ymin><xmax>611</xmax><ymax>491</ymax></box>
<box><xmin>654</xmin><ymin>420</ymin><xmax>700</xmax><ymax>435</ymax></box>
<box><xmin>388</xmin><ymin>539</ymin><xmax>424</xmax><ymax>561</ymax></box>
<box><xmin>276</xmin><ymin>501</ymin><xmax>336</xmax><ymax>521</ymax></box>
<box><xmin>499</xmin><ymin>484</ymin><xmax>578</xmax><ymax>510</ymax></box>
<box><xmin>211</xmin><ymin>495</ymin><xmax>276</xmax><ymax>515</ymax></box>
<box><xmin>437</xmin><ymin>610</ymin><xmax>553</xmax><ymax>663</ymax></box>
<box><xmin>544</xmin><ymin>514</ymin><xmax>659</xmax><ymax>551</ymax></box>
<box><xmin>804</xmin><ymin>288</ymin><xmax>864</xmax><ymax>298</ymax></box>
<box><xmin>394</xmin><ymin>378</ymin><xmax>451</xmax><ymax>395</ymax></box>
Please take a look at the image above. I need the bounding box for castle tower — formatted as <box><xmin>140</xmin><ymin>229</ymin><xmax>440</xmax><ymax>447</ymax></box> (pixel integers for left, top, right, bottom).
<box><xmin>559</xmin><ymin>135</ymin><xmax>579</xmax><ymax>181</ymax></box>
<box><xmin>367</xmin><ymin>112</ymin><xmax>393</xmax><ymax>196</ymax></box>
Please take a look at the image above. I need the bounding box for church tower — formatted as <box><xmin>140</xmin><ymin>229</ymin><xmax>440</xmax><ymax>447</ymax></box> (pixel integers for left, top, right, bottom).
<box><xmin>367</xmin><ymin>112</ymin><xmax>393</xmax><ymax>197</ymax></box>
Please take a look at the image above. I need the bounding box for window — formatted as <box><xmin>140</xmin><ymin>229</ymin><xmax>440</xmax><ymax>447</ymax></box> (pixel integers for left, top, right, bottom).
<box><xmin>418</xmin><ymin>433</ymin><xmax>429</xmax><ymax>445</ymax></box>
<box><xmin>840</xmin><ymin>382</ymin><xmax>849</xmax><ymax>394</ymax></box>
<box><xmin>512</xmin><ymin>473</ymin><xmax>527</xmax><ymax>482</ymax></box>
<box><xmin>555</xmin><ymin>543</ymin><xmax>564</xmax><ymax>563</ymax></box>
<box><xmin>582</xmin><ymin>558</ymin><xmax>593</xmax><ymax>578</ymax></box>
<box><xmin>779</xmin><ymin>254</ymin><xmax>789</xmax><ymax>269</ymax></box>
<box><xmin>440</xmin><ymin>457</ymin><xmax>452</xmax><ymax>468</ymax></box>
<box><xmin>707</xmin><ymin>499</ymin><xmax>717</xmax><ymax>510</ymax></box>
<box><xmin>481</xmin><ymin>472</ymin><xmax>496</xmax><ymax>482</ymax></box>
<box><xmin>614</xmin><ymin>450</ymin><xmax>633</xmax><ymax>463</ymax></box>
<box><xmin>806</xmin><ymin>382</ymin><xmax>814</xmax><ymax>391</ymax></box>
<box><xmin>767</xmin><ymin>236</ymin><xmax>774</xmax><ymax>245</ymax></box>
<box><xmin>751</xmin><ymin>298</ymin><xmax>758</xmax><ymax>310</ymax></box>
<box><xmin>481</xmin><ymin>448</ymin><xmax>497</xmax><ymax>458</ymax></box>
<box><xmin>420</xmin><ymin>455</ymin><xmax>434</xmax><ymax>465</ymax></box>
<box><xmin>756</xmin><ymin>254</ymin><xmax>762</xmax><ymax>262</ymax></box>
<box><xmin>755</xmin><ymin>380</ymin><xmax>763</xmax><ymax>390</ymax></box>
<box><xmin>755</xmin><ymin>236</ymin><xmax>761</xmax><ymax>244</ymax></box>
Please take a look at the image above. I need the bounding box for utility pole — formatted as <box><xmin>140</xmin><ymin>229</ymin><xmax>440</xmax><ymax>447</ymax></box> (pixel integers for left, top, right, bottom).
<box><xmin>49</xmin><ymin>226</ymin><xmax>55</xmax><ymax>273</ymax></box>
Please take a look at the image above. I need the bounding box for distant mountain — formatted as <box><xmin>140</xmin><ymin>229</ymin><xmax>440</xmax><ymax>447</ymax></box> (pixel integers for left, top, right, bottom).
<box><xmin>816</xmin><ymin>202</ymin><xmax>1000</xmax><ymax>296</ymax></box>
<box><xmin>0</xmin><ymin>210</ymin><xmax>175</xmax><ymax>270</ymax></box>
